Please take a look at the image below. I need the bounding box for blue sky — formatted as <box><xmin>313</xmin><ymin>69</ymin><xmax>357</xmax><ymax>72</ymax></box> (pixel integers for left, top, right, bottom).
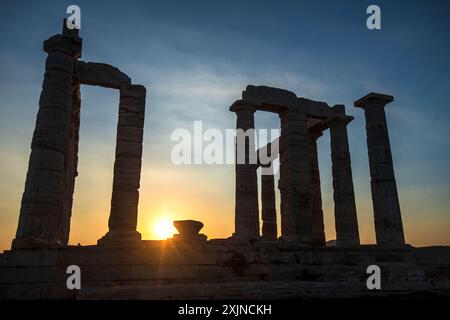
<box><xmin>0</xmin><ymin>0</ymin><xmax>449</xmax><ymax>249</ymax></box>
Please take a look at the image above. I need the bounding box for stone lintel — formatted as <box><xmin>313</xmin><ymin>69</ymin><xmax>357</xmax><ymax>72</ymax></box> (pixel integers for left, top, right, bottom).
<box><xmin>76</xmin><ymin>61</ymin><xmax>131</xmax><ymax>89</ymax></box>
<box><xmin>242</xmin><ymin>85</ymin><xmax>298</xmax><ymax>108</ymax></box>
<box><xmin>326</xmin><ymin>115</ymin><xmax>353</xmax><ymax>127</ymax></box>
<box><xmin>298</xmin><ymin>98</ymin><xmax>331</xmax><ymax>119</ymax></box>
<box><xmin>354</xmin><ymin>92</ymin><xmax>394</xmax><ymax>109</ymax></box>
<box><xmin>308</xmin><ymin>119</ymin><xmax>327</xmax><ymax>136</ymax></box>
<box><xmin>229</xmin><ymin>100</ymin><xmax>257</xmax><ymax>113</ymax></box>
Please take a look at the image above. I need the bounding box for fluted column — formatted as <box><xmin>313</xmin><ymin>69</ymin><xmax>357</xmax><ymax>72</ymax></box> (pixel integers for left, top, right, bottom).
<box><xmin>98</xmin><ymin>84</ymin><xmax>146</xmax><ymax>245</ymax></box>
<box><xmin>328</xmin><ymin>111</ymin><xmax>360</xmax><ymax>247</ymax></box>
<box><xmin>230</xmin><ymin>102</ymin><xmax>259</xmax><ymax>238</ymax></box>
<box><xmin>279</xmin><ymin>111</ymin><xmax>312</xmax><ymax>244</ymax></box>
<box><xmin>12</xmin><ymin>25</ymin><xmax>82</xmax><ymax>249</ymax></box>
<box><xmin>309</xmin><ymin>126</ymin><xmax>326</xmax><ymax>246</ymax></box>
<box><xmin>261</xmin><ymin>164</ymin><xmax>277</xmax><ymax>240</ymax></box>
<box><xmin>354</xmin><ymin>93</ymin><xmax>405</xmax><ymax>246</ymax></box>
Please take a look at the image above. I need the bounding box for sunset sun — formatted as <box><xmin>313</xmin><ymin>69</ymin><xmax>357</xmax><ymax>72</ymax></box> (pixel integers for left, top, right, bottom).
<box><xmin>153</xmin><ymin>217</ymin><xmax>176</xmax><ymax>239</ymax></box>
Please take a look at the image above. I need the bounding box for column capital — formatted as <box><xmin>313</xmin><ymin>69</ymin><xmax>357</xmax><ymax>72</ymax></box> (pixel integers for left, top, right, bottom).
<box><xmin>229</xmin><ymin>100</ymin><xmax>257</xmax><ymax>113</ymax></box>
<box><xmin>354</xmin><ymin>92</ymin><xmax>394</xmax><ymax>110</ymax></box>
<box><xmin>44</xmin><ymin>34</ymin><xmax>82</xmax><ymax>58</ymax></box>
<box><xmin>326</xmin><ymin>115</ymin><xmax>353</xmax><ymax>127</ymax></box>
<box><xmin>308</xmin><ymin>124</ymin><xmax>325</xmax><ymax>140</ymax></box>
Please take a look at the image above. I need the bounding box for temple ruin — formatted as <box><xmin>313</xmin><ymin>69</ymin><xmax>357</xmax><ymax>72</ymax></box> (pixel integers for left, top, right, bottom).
<box><xmin>230</xmin><ymin>86</ymin><xmax>405</xmax><ymax>247</ymax></box>
<box><xmin>0</xmin><ymin>21</ymin><xmax>449</xmax><ymax>300</ymax></box>
<box><xmin>12</xmin><ymin>22</ymin><xmax>146</xmax><ymax>249</ymax></box>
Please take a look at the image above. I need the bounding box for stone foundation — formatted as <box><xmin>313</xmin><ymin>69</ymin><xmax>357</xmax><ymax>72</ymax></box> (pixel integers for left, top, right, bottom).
<box><xmin>1</xmin><ymin>241</ymin><xmax>449</xmax><ymax>299</ymax></box>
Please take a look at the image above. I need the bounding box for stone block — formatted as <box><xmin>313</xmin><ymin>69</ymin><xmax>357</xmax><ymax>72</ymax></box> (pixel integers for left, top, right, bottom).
<box><xmin>117</xmin><ymin>112</ymin><xmax>145</xmax><ymax>128</ymax></box>
<box><xmin>114</xmin><ymin>158</ymin><xmax>142</xmax><ymax>174</ymax></box>
<box><xmin>76</xmin><ymin>61</ymin><xmax>131</xmax><ymax>89</ymax></box>
<box><xmin>31</xmin><ymin>127</ymin><xmax>68</xmax><ymax>152</ymax></box>
<box><xmin>43</xmin><ymin>71</ymin><xmax>73</xmax><ymax>91</ymax></box>
<box><xmin>243</xmin><ymin>85</ymin><xmax>298</xmax><ymax>108</ymax></box>
<box><xmin>115</xmin><ymin>141</ymin><xmax>142</xmax><ymax>158</ymax></box>
<box><xmin>119</xmin><ymin>97</ymin><xmax>145</xmax><ymax>113</ymax></box>
<box><xmin>36</xmin><ymin>107</ymin><xmax>69</xmax><ymax>130</ymax></box>
<box><xmin>116</xmin><ymin>126</ymin><xmax>144</xmax><ymax>143</ymax></box>
<box><xmin>39</xmin><ymin>89</ymin><xmax>72</xmax><ymax>110</ymax></box>
<box><xmin>45</xmin><ymin>52</ymin><xmax>74</xmax><ymax>73</ymax></box>
<box><xmin>120</xmin><ymin>84</ymin><xmax>146</xmax><ymax>98</ymax></box>
<box><xmin>29</xmin><ymin>148</ymin><xmax>64</xmax><ymax>172</ymax></box>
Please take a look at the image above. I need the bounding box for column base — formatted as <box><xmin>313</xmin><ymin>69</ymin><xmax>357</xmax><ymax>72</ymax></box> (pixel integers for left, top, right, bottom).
<box><xmin>11</xmin><ymin>237</ymin><xmax>63</xmax><ymax>250</ymax></box>
<box><xmin>97</xmin><ymin>230</ymin><xmax>142</xmax><ymax>247</ymax></box>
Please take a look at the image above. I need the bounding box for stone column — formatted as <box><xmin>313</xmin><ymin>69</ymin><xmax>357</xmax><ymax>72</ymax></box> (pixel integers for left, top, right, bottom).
<box><xmin>328</xmin><ymin>107</ymin><xmax>360</xmax><ymax>247</ymax></box>
<box><xmin>12</xmin><ymin>26</ymin><xmax>82</xmax><ymax>249</ymax></box>
<box><xmin>98</xmin><ymin>84</ymin><xmax>146</xmax><ymax>245</ymax></box>
<box><xmin>59</xmin><ymin>78</ymin><xmax>81</xmax><ymax>245</ymax></box>
<box><xmin>230</xmin><ymin>102</ymin><xmax>259</xmax><ymax>238</ymax></box>
<box><xmin>308</xmin><ymin>126</ymin><xmax>326</xmax><ymax>246</ymax></box>
<box><xmin>261</xmin><ymin>164</ymin><xmax>277</xmax><ymax>240</ymax></box>
<box><xmin>354</xmin><ymin>93</ymin><xmax>405</xmax><ymax>246</ymax></box>
<box><xmin>279</xmin><ymin>111</ymin><xmax>312</xmax><ymax>244</ymax></box>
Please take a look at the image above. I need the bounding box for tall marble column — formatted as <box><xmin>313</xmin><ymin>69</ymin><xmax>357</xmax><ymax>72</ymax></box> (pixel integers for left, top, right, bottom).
<box><xmin>328</xmin><ymin>110</ymin><xmax>360</xmax><ymax>247</ymax></box>
<box><xmin>308</xmin><ymin>125</ymin><xmax>326</xmax><ymax>246</ymax></box>
<box><xmin>279</xmin><ymin>111</ymin><xmax>312</xmax><ymax>244</ymax></box>
<box><xmin>98</xmin><ymin>84</ymin><xmax>146</xmax><ymax>245</ymax></box>
<box><xmin>12</xmin><ymin>26</ymin><xmax>82</xmax><ymax>249</ymax></box>
<box><xmin>230</xmin><ymin>102</ymin><xmax>259</xmax><ymax>238</ymax></box>
<box><xmin>261</xmin><ymin>164</ymin><xmax>277</xmax><ymax>240</ymax></box>
<box><xmin>354</xmin><ymin>93</ymin><xmax>405</xmax><ymax>246</ymax></box>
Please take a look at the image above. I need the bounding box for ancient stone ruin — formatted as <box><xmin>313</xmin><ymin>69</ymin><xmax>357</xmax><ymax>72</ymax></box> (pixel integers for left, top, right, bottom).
<box><xmin>0</xmin><ymin>21</ymin><xmax>449</xmax><ymax>300</ymax></box>
<box><xmin>12</xmin><ymin>22</ymin><xmax>146</xmax><ymax>250</ymax></box>
<box><xmin>230</xmin><ymin>86</ymin><xmax>404</xmax><ymax>247</ymax></box>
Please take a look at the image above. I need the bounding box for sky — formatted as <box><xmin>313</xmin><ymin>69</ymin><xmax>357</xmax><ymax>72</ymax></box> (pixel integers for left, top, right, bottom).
<box><xmin>0</xmin><ymin>0</ymin><xmax>449</xmax><ymax>251</ymax></box>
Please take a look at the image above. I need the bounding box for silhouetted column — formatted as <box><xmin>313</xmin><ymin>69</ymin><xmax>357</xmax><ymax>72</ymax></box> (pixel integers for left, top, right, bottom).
<box><xmin>354</xmin><ymin>93</ymin><xmax>405</xmax><ymax>246</ymax></box>
<box><xmin>99</xmin><ymin>84</ymin><xmax>146</xmax><ymax>245</ymax></box>
<box><xmin>12</xmin><ymin>24</ymin><xmax>82</xmax><ymax>249</ymax></box>
<box><xmin>279</xmin><ymin>111</ymin><xmax>312</xmax><ymax>244</ymax></box>
<box><xmin>261</xmin><ymin>164</ymin><xmax>277</xmax><ymax>240</ymax></box>
<box><xmin>328</xmin><ymin>108</ymin><xmax>360</xmax><ymax>247</ymax></box>
<box><xmin>59</xmin><ymin>78</ymin><xmax>81</xmax><ymax>245</ymax></box>
<box><xmin>230</xmin><ymin>102</ymin><xmax>259</xmax><ymax>238</ymax></box>
<box><xmin>309</xmin><ymin>126</ymin><xmax>326</xmax><ymax>246</ymax></box>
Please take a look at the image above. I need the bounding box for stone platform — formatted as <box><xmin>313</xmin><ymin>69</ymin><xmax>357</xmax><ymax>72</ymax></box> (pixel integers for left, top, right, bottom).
<box><xmin>1</xmin><ymin>239</ymin><xmax>450</xmax><ymax>299</ymax></box>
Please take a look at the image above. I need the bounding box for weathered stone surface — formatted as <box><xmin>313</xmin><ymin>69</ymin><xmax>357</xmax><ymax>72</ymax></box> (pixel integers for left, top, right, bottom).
<box><xmin>309</xmin><ymin>126</ymin><xmax>326</xmax><ymax>246</ymax></box>
<box><xmin>99</xmin><ymin>85</ymin><xmax>146</xmax><ymax>245</ymax></box>
<box><xmin>1</xmin><ymin>244</ymin><xmax>449</xmax><ymax>300</ymax></box>
<box><xmin>76</xmin><ymin>61</ymin><xmax>131</xmax><ymax>89</ymax></box>
<box><xmin>261</xmin><ymin>168</ymin><xmax>277</xmax><ymax>240</ymax></box>
<box><xmin>355</xmin><ymin>93</ymin><xmax>405</xmax><ymax>247</ymax></box>
<box><xmin>231</xmin><ymin>103</ymin><xmax>259</xmax><ymax>238</ymax></box>
<box><xmin>174</xmin><ymin>220</ymin><xmax>204</xmax><ymax>235</ymax></box>
<box><xmin>328</xmin><ymin>111</ymin><xmax>360</xmax><ymax>247</ymax></box>
<box><xmin>279</xmin><ymin>111</ymin><xmax>312</xmax><ymax>244</ymax></box>
<box><xmin>242</xmin><ymin>85</ymin><xmax>298</xmax><ymax>109</ymax></box>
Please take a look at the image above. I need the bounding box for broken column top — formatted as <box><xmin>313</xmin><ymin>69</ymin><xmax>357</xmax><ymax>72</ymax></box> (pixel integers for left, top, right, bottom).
<box><xmin>354</xmin><ymin>92</ymin><xmax>394</xmax><ymax>109</ymax></box>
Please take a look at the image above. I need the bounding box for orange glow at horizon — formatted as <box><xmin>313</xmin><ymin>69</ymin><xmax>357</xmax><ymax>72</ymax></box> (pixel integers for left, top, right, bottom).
<box><xmin>152</xmin><ymin>216</ymin><xmax>177</xmax><ymax>240</ymax></box>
